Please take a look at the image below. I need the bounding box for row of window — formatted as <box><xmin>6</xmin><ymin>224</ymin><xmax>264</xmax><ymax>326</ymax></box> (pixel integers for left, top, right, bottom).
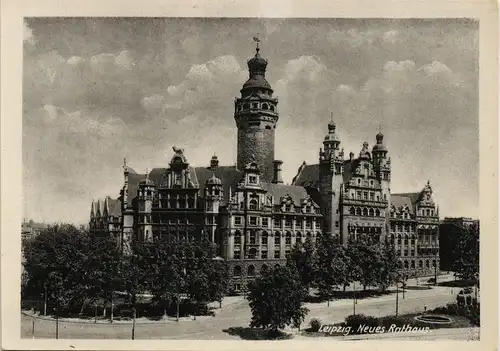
<box><xmin>233</xmin><ymin>230</ymin><xmax>316</xmax><ymax>245</ymax></box>
<box><xmin>236</xmin><ymin>102</ymin><xmax>276</xmax><ymax>112</ymax></box>
<box><xmin>234</xmin><ymin>216</ymin><xmax>317</xmax><ymax>228</ymax></box>
<box><xmin>233</xmin><ymin>248</ymin><xmax>289</xmax><ymax>260</ymax></box>
<box><xmin>246</xmin><ymin>199</ymin><xmax>318</xmax><ymax>214</ymax></box>
<box><xmin>390</xmin><ymin>234</ymin><xmax>437</xmax><ymax>245</ymax></box>
<box><xmin>350</xmin><ymin>189</ymin><xmax>386</xmax><ymax>202</ymax></box>
<box><xmin>348</xmin><ymin>207</ymin><xmax>382</xmax><ymax>217</ymax></box>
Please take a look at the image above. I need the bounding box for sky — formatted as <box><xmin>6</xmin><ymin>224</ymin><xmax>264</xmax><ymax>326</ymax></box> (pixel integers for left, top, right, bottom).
<box><xmin>23</xmin><ymin>18</ymin><xmax>479</xmax><ymax>225</ymax></box>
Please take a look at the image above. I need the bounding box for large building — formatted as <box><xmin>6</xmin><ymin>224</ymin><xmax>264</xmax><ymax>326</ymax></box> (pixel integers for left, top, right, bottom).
<box><xmin>439</xmin><ymin>217</ymin><xmax>479</xmax><ymax>271</ymax></box>
<box><xmin>90</xmin><ymin>44</ymin><xmax>440</xmax><ymax>291</ymax></box>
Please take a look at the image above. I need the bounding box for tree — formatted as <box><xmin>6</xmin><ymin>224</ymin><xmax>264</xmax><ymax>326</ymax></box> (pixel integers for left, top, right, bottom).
<box><xmin>452</xmin><ymin>222</ymin><xmax>479</xmax><ymax>284</ymax></box>
<box><xmin>313</xmin><ymin>233</ymin><xmax>350</xmax><ymax>305</ymax></box>
<box><xmin>247</xmin><ymin>265</ymin><xmax>309</xmax><ymax>334</ymax></box>
<box><xmin>347</xmin><ymin>239</ymin><xmax>379</xmax><ymax>291</ymax></box>
<box><xmin>23</xmin><ymin>224</ymin><xmax>90</xmax><ymax>314</ymax></box>
<box><xmin>374</xmin><ymin>242</ymin><xmax>401</xmax><ymax>292</ymax></box>
<box><xmin>286</xmin><ymin>237</ymin><xmax>315</xmax><ymax>290</ymax></box>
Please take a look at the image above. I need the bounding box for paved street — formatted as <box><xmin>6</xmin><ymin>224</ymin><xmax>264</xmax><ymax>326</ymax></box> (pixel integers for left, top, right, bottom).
<box><xmin>22</xmin><ymin>283</ymin><xmax>460</xmax><ymax>340</ymax></box>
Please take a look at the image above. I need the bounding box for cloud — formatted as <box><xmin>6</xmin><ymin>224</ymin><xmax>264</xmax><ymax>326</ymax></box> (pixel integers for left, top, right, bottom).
<box><xmin>22</xmin><ymin>18</ymin><xmax>479</xmax><ymax>224</ymax></box>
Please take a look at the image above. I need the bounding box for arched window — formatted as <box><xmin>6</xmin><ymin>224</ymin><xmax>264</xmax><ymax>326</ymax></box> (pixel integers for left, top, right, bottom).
<box><xmin>411</xmin><ymin>260</ymin><xmax>415</xmax><ymax>269</ymax></box>
<box><xmin>369</xmin><ymin>208</ymin><xmax>374</xmax><ymax>216</ymax></box>
<box><xmin>248</xmin><ymin>265</ymin><xmax>255</xmax><ymax>276</ymax></box>
<box><xmin>404</xmin><ymin>234</ymin><xmax>408</xmax><ymax>245</ymax></box>
<box><xmin>249</xmin><ymin>199</ymin><xmax>258</xmax><ymax>210</ymax></box>
<box><xmin>356</xmin><ymin>208</ymin><xmax>362</xmax><ymax>216</ymax></box>
<box><xmin>261</xmin><ymin>264</ymin><xmax>268</xmax><ymax>273</ymax></box>
<box><xmin>350</xmin><ymin>207</ymin><xmax>355</xmax><ymax>215</ymax></box>
<box><xmin>234</xmin><ymin>266</ymin><xmax>241</xmax><ymax>277</ymax></box>
<box><xmin>404</xmin><ymin>261</ymin><xmax>409</xmax><ymax>269</ymax></box>
<box><xmin>419</xmin><ymin>260</ymin><xmax>423</xmax><ymax>268</ymax></box>
<box><xmin>248</xmin><ymin>248</ymin><xmax>257</xmax><ymax>259</ymax></box>
<box><xmin>425</xmin><ymin>260</ymin><xmax>430</xmax><ymax>268</ymax></box>
<box><xmin>261</xmin><ymin>231</ymin><xmax>268</xmax><ymax>244</ymax></box>
<box><xmin>285</xmin><ymin>231</ymin><xmax>292</xmax><ymax>245</ymax></box>
<box><xmin>375</xmin><ymin>209</ymin><xmax>380</xmax><ymax>217</ymax></box>
<box><xmin>270</xmin><ymin>105</ymin><xmax>275</xmax><ymax>111</ymax></box>
<box><xmin>296</xmin><ymin>232</ymin><xmax>302</xmax><ymax>243</ymax></box>
<box><xmin>362</xmin><ymin>208</ymin><xmax>368</xmax><ymax>216</ymax></box>
<box><xmin>262</xmin><ymin>103</ymin><xmax>269</xmax><ymax>110</ymax></box>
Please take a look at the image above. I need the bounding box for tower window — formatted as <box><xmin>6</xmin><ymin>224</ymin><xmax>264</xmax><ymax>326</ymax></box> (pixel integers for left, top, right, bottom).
<box><xmin>262</xmin><ymin>103</ymin><xmax>269</xmax><ymax>110</ymax></box>
<box><xmin>270</xmin><ymin>105</ymin><xmax>275</xmax><ymax>111</ymax></box>
<box><xmin>251</xmin><ymin>103</ymin><xmax>258</xmax><ymax>109</ymax></box>
<box><xmin>265</xmin><ymin>125</ymin><xmax>271</xmax><ymax>130</ymax></box>
<box><xmin>249</xmin><ymin>175</ymin><xmax>257</xmax><ymax>184</ymax></box>
<box><xmin>243</xmin><ymin>103</ymin><xmax>249</xmax><ymax>110</ymax></box>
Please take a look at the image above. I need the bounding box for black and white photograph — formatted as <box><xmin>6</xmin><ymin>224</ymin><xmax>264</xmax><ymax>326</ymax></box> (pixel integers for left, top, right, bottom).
<box><xmin>1</xmin><ymin>1</ymin><xmax>497</xmax><ymax>349</ymax></box>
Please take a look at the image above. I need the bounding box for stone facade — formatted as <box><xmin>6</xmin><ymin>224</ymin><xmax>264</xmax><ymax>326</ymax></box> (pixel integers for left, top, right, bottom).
<box><xmin>89</xmin><ymin>44</ymin><xmax>440</xmax><ymax>289</ymax></box>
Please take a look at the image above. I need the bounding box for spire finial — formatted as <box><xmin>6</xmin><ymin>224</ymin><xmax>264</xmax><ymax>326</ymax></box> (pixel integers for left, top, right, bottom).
<box><xmin>253</xmin><ymin>34</ymin><xmax>260</xmax><ymax>54</ymax></box>
<box><xmin>145</xmin><ymin>168</ymin><xmax>149</xmax><ymax>180</ymax></box>
<box><xmin>123</xmin><ymin>157</ymin><xmax>127</xmax><ymax>168</ymax></box>
<box><xmin>330</xmin><ymin>112</ymin><xmax>334</xmax><ymax>123</ymax></box>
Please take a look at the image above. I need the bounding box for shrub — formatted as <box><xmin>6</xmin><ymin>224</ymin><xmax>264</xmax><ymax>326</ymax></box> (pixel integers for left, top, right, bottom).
<box><xmin>378</xmin><ymin>315</ymin><xmax>410</xmax><ymax>329</ymax></box>
<box><xmin>345</xmin><ymin>314</ymin><xmax>378</xmax><ymax>334</ymax></box>
<box><xmin>309</xmin><ymin>318</ymin><xmax>322</xmax><ymax>332</ymax></box>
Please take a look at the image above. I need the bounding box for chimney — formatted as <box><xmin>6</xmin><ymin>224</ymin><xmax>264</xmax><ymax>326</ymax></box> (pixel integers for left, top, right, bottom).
<box><xmin>272</xmin><ymin>160</ymin><xmax>284</xmax><ymax>184</ymax></box>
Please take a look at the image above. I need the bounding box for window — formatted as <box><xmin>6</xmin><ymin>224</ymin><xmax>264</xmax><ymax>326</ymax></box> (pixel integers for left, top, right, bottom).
<box><xmin>285</xmin><ymin>232</ymin><xmax>292</xmax><ymax>245</ymax></box>
<box><xmin>274</xmin><ymin>234</ymin><xmax>281</xmax><ymax>245</ymax></box>
<box><xmin>363</xmin><ymin>192</ymin><xmax>368</xmax><ymax>200</ymax></box>
<box><xmin>296</xmin><ymin>232</ymin><xmax>302</xmax><ymax>243</ymax></box>
<box><xmin>350</xmin><ymin>207</ymin><xmax>355</xmax><ymax>215</ymax></box>
<box><xmin>357</xmin><ymin>179</ymin><xmax>361</xmax><ymax>185</ymax></box>
<box><xmin>262</xmin><ymin>218</ymin><xmax>269</xmax><ymax>227</ymax></box>
<box><xmin>411</xmin><ymin>235</ymin><xmax>415</xmax><ymax>245</ymax></box>
<box><xmin>285</xmin><ymin>219</ymin><xmax>292</xmax><ymax>227</ymax></box>
<box><xmin>249</xmin><ymin>176</ymin><xmax>257</xmax><ymax>184</ymax></box>
<box><xmin>248</xmin><ymin>249</ymin><xmax>257</xmax><ymax>259</ymax></box>
<box><xmin>370</xmin><ymin>192</ymin><xmax>374</xmax><ymax>200</ymax></box>
<box><xmin>410</xmin><ymin>249</ymin><xmax>415</xmax><ymax>256</ymax></box>
<box><xmin>411</xmin><ymin>260</ymin><xmax>415</xmax><ymax>269</ymax></box>
<box><xmin>376</xmin><ymin>209</ymin><xmax>381</xmax><ymax>217</ymax></box>
<box><xmin>356</xmin><ymin>208</ymin><xmax>362</xmax><ymax>216</ymax></box>
<box><xmin>419</xmin><ymin>260</ymin><xmax>423</xmax><ymax>268</ymax></box>
<box><xmin>249</xmin><ymin>199</ymin><xmax>258</xmax><ymax>210</ymax></box>
<box><xmin>261</xmin><ymin>251</ymin><xmax>268</xmax><ymax>259</ymax></box>
<box><xmin>233</xmin><ymin>251</ymin><xmax>241</xmax><ymax>259</ymax></box>
<box><xmin>390</xmin><ymin>234</ymin><xmax>395</xmax><ymax>245</ymax></box>
<box><xmin>234</xmin><ymin>266</ymin><xmax>242</xmax><ymax>276</ymax></box>
<box><xmin>261</xmin><ymin>264</ymin><xmax>268</xmax><ymax>273</ymax></box>
<box><xmin>251</xmin><ymin>103</ymin><xmax>258</xmax><ymax>109</ymax></box>
<box><xmin>261</xmin><ymin>231</ymin><xmax>268</xmax><ymax>244</ymax></box>
<box><xmin>404</xmin><ymin>249</ymin><xmax>408</xmax><ymax>256</ymax></box>
<box><xmin>369</xmin><ymin>208</ymin><xmax>374</xmax><ymax>216</ymax></box>
<box><xmin>306</xmin><ymin>220</ymin><xmax>312</xmax><ymax>229</ymax></box>
<box><xmin>249</xmin><ymin>231</ymin><xmax>256</xmax><ymax>245</ymax></box>
<box><xmin>249</xmin><ymin>217</ymin><xmax>258</xmax><ymax>226</ymax></box>
<box><xmin>234</xmin><ymin>231</ymin><xmax>241</xmax><ymax>244</ymax></box>
<box><xmin>296</xmin><ymin>219</ymin><xmax>302</xmax><ymax>228</ymax></box>
<box><xmin>335</xmin><ymin>221</ymin><xmax>339</xmax><ymax>228</ymax></box>
<box><xmin>397</xmin><ymin>234</ymin><xmax>402</xmax><ymax>245</ymax></box>
<box><xmin>274</xmin><ymin>218</ymin><xmax>281</xmax><ymax>227</ymax></box>
<box><xmin>235</xmin><ymin>217</ymin><xmax>242</xmax><ymax>226</ymax></box>
<box><xmin>362</xmin><ymin>208</ymin><xmax>368</xmax><ymax>216</ymax></box>
<box><xmin>432</xmin><ymin>260</ymin><xmax>436</xmax><ymax>267</ymax></box>
<box><xmin>274</xmin><ymin>250</ymin><xmax>280</xmax><ymax>259</ymax></box>
<box><xmin>404</xmin><ymin>261</ymin><xmax>409</xmax><ymax>269</ymax></box>
<box><xmin>285</xmin><ymin>205</ymin><xmax>292</xmax><ymax>212</ymax></box>
<box><xmin>357</xmin><ymin>191</ymin><xmax>361</xmax><ymax>199</ymax></box>
<box><xmin>285</xmin><ymin>250</ymin><xmax>291</xmax><ymax>258</ymax></box>
<box><xmin>425</xmin><ymin>260</ymin><xmax>430</xmax><ymax>268</ymax></box>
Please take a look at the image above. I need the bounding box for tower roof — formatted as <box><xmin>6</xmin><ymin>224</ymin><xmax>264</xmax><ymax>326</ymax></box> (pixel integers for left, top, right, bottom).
<box><xmin>242</xmin><ymin>45</ymin><xmax>272</xmax><ymax>91</ymax></box>
<box><xmin>324</xmin><ymin>118</ymin><xmax>340</xmax><ymax>143</ymax></box>
<box><xmin>372</xmin><ymin>131</ymin><xmax>388</xmax><ymax>152</ymax></box>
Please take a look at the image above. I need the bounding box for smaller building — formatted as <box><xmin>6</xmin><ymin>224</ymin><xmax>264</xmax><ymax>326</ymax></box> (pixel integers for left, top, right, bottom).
<box><xmin>21</xmin><ymin>219</ymin><xmax>47</xmax><ymax>241</ymax></box>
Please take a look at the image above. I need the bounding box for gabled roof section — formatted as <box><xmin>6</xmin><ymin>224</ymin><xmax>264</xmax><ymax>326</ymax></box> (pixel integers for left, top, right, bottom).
<box><xmin>391</xmin><ymin>192</ymin><xmax>421</xmax><ymax>214</ymax></box>
<box><xmin>107</xmin><ymin>198</ymin><xmax>122</xmax><ymax>217</ymax></box>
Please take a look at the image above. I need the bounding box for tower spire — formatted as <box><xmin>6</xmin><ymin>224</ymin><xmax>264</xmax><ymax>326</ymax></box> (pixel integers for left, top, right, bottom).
<box><xmin>253</xmin><ymin>34</ymin><xmax>260</xmax><ymax>54</ymax></box>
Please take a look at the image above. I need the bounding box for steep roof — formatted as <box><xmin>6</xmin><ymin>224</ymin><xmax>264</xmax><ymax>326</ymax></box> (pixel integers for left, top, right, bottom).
<box><xmin>260</xmin><ymin>182</ymin><xmax>317</xmax><ymax>206</ymax></box>
<box><xmin>292</xmin><ymin>164</ymin><xmax>319</xmax><ymax>187</ymax></box>
<box><xmin>195</xmin><ymin>166</ymin><xmax>243</xmax><ymax>202</ymax></box>
<box><xmin>391</xmin><ymin>192</ymin><xmax>421</xmax><ymax>213</ymax></box>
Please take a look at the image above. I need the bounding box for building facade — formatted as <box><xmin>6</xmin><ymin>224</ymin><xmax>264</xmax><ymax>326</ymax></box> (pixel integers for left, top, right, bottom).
<box><xmin>90</xmin><ymin>44</ymin><xmax>440</xmax><ymax>290</ymax></box>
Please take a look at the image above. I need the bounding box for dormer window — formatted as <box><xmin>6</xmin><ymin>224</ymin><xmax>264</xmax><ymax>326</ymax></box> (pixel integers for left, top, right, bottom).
<box><xmin>251</xmin><ymin>103</ymin><xmax>258</xmax><ymax>109</ymax></box>
<box><xmin>249</xmin><ymin>175</ymin><xmax>257</xmax><ymax>184</ymax></box>
<box><xmin>285</xmin><ymin>205</ymin><xmax>292</xmax><ymax>212</ymax></box>
<box><xmin>249</xmin><ymin>199</ymin><xmax>258</xmax><ymax>211</ymax></box>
